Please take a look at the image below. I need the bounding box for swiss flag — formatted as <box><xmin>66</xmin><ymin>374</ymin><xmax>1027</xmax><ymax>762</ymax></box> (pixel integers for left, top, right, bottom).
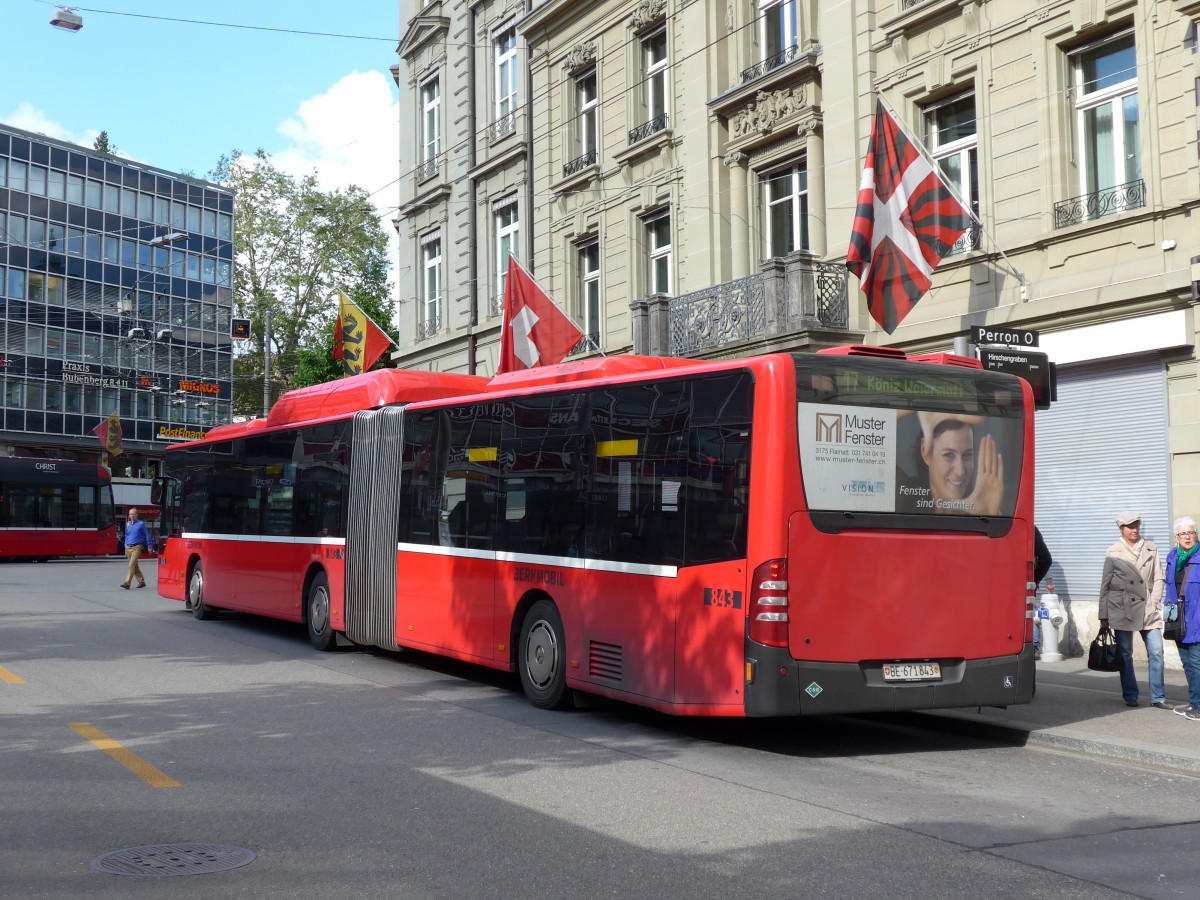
<box><xmin>498</xmin><ymin>256</ymin><xmax>583</xmax><ymax>374</ymax></box>
<box><xmin>846</xmin><ymin>100</ymin><xmax>970</xmax><ymax>334</ymax></box>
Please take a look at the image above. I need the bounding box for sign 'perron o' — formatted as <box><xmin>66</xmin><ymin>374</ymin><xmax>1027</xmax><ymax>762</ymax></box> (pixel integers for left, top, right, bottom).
<box><xmin>970</xmin><ymin>325</ymin><xmax>1039</xmax><ymax>347</ymax></box>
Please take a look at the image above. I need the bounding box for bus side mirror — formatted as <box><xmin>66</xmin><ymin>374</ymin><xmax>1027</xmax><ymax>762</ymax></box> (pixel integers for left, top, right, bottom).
<box><xmin>150</xmin><ymin>477</ymin><xmax>165</xmax><ymax>506</ymax></box>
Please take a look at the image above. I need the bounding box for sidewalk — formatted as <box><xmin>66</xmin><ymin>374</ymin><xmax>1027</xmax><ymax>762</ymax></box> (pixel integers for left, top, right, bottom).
<box><xmin>928</xmin><ymin>655</ymin><xmax>1200</xmax><ymax>774</ymax></box>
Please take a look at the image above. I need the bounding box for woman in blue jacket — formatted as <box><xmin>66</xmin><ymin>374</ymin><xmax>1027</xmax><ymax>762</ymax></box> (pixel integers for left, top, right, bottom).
<box><xmin>1165</xmin><ymin>516</ymin><xmax>1200</xmax><ymax>719</ymax></box>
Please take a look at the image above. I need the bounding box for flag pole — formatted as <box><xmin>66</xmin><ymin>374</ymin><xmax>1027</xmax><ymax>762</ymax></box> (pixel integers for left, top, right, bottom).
<box><xmin>874</xmin><ymin>90</ymin><xmax>1027</xmax><ymax>299</ymax></box>
<box><xmin>509</xmin><ymin>256</ymin><xmax>602</xmax><ymax>356</ymax></box>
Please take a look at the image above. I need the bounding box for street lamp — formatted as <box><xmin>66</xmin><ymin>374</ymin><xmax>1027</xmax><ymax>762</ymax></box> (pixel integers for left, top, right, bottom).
<box><xmin>50</xmin><ymin>7</ymin><xmax>83</xmax><ymax>31</ymax></box>
<box><xmin>148</xmin><ymin>232</ymin><xmax>187</xmax><ymax>248</ymax></box>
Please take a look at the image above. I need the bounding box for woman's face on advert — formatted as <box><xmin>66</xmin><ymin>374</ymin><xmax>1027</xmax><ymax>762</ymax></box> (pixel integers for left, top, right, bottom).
<box><xmin>922</xmin><ymin>425</ymin><xmax>974</xmax><ymax>502</ymax></box>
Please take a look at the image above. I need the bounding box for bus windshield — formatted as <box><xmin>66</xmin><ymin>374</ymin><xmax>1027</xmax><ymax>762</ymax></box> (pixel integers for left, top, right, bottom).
<box><xmin>794</xmin><ymin>355</ymin><xmax>1026</xmax><ymax>525</ymax></box>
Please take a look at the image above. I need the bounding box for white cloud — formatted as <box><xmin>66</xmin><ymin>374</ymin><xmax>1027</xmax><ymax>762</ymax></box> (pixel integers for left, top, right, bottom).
<box><xmin>272</xmin><ymin>71</ymin><xmax>401</xmax><ymax>318</ymax></box>
<box><xmin>274</xmin><ymin>70</ymin><xmax>399</xmax><ymax>208</ymax></box>
<box><xmin>5</xmin><ymin>102</ymin><xmax>99</xmax><ymax>150</ymax></box>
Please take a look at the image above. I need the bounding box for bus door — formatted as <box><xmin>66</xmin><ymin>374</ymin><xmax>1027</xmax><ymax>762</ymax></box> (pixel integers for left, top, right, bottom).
<box><xmin>408</xmin><ymin>404</ymin><xmax>499</xmax><ymax>662</ymax></box>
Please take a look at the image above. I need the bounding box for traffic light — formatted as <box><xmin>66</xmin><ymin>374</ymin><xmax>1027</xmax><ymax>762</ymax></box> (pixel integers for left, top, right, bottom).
<box><xmin>231</xmin><ymin>318</ymin><xmax>251</xmax><ymax>339</ymax></box>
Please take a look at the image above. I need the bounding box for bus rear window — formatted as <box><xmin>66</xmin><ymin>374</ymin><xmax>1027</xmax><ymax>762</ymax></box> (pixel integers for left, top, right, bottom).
<box><xmin>793</xmin><ymin>356</ymin><xmax>1025</xmax><ymax>522</ymax></box>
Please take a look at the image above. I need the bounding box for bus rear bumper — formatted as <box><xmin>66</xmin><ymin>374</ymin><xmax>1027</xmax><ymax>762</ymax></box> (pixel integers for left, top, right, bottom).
<box><xmin>744</xmin><ymin>645</ymin><xmax>1036</xmax><ymax>717</ymax></box>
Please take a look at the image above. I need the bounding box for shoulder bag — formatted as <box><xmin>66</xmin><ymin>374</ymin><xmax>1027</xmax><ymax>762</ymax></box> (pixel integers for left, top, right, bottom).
<box><xmin>1087</xmin><ymin>626</ymin><xmax>1122</xmax><ymax>672</ymax></box>
<box><xmin>1164</xmin><ymin>599</ymin><xmax>1186</xmax><ymax>642</ymax></box>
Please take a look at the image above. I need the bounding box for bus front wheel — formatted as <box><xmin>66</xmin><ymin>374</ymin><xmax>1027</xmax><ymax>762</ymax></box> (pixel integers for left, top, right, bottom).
<box><xmin>188</xmin><ymin>561</ymin><xmax>217</xmax><ymax>620</ymax></box>
<box><xmin>519</xmin><ymin>600</ymin><xmax>570</xmax><ymax>710</ymax></box>
<box><xmin>306</xmin><ymin>572</ymin><xmax>336</xmax><ymax>652</ymax></box>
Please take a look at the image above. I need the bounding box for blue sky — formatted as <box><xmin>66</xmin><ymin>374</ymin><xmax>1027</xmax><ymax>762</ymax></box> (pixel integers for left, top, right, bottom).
<box><xmin>5</xmin><ymin>1</ymin><xmax>400</xmax><ymax>210</ymax></box>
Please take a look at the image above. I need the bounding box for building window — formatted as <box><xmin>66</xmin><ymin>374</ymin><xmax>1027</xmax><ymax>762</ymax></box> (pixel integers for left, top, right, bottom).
<box><xmin>763</xmin><ymin>161</ymin><xmax>808</xmax><ymax>258</ymax></box>
<box><xmin>495</xmin><ymin>200</ymin><xmax>520</xmax><ymax>314</ymax></box>
<box><xmin>761</xmin><ymin>0</ymin><xmax>797</xmax><ymax>63</ymax></box>
<box><xmin>566</xmin><ymin>70</ymin><xmax>598</xmax><ymax>176</ymax></box>
<box><xmin>420</xmin><ymin>76</ymin><xmax>441</xmax><ymax>181</ymax></box>
<box><xmin>495</xmin><ymin>27</ymin><xmax>518</xmax><ymax>130</ymax></box>
<box><xmin>578</xmin><ymin>240</ymin><xmax>600</xmax><ymax>348</ymax></box>
<box><xmin>646</xmin><ymin>212</ymin><xmax>671</xmax><ymax>295</ymax></box>
<box><xmin>631</xmin><ymin>29</ymin><xmax>668</xmax><ymax>143</ymax></box>
<box><xmin>420</xmin><ymin>234</ymin><xmax>442</xmax><ymax>339</ymax></box>
<box><xmin>1059</xmin><ymin>31</ymin><xmax>1143</xmax><ymax>226</ymax></box>
<box><xmin>926</xmin><ymin>92</ymin><xmax>980</xmax><ymax>254</ymax></box>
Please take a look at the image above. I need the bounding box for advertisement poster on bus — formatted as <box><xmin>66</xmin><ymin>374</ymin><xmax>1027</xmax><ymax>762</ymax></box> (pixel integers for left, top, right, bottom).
<box><xmin>797</xmin><ymin>402</ymin><xmax>1022</xmax><ymax>517</ymax></box>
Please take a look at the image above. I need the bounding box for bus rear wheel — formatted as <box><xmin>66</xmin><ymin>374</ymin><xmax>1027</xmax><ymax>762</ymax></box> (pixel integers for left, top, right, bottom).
<box><xmin>519</xmin><ymin>600</ymin><xmax>570</xmax><ymax>710</ymax></box>
<box><xmin>306</xmin><ymin>572</ymin><xmax>336</xmax><ymax>652</ymax></box>
<box><xmin>188</xmin><ymin>561</ymin><xmax>217</xmax><ymax>620</ymax></box>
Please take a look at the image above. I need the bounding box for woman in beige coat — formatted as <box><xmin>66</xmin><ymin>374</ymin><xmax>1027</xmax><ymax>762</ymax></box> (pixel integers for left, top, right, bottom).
<box><xmin>1099</xmin><ymin>511</ymin><xmax>1167</xmax><ymax>708</ymax></box>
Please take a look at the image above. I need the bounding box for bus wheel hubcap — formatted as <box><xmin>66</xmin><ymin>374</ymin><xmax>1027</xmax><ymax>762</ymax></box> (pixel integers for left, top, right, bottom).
<box><xmin>311</xmin><ymin>588</ymin><xmax>329</xmax><ymax>633</ymax></box>
<box><xmin>525</xmin><ymin>621</ymin><xmax>557</xmax><ymax>689</ymax></box>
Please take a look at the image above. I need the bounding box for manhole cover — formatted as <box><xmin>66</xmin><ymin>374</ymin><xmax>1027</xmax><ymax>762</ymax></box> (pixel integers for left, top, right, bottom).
<box><xmin>91</xmin><ymin>843</ymin><xmax>256</xmax><ymax>877</ymax></box>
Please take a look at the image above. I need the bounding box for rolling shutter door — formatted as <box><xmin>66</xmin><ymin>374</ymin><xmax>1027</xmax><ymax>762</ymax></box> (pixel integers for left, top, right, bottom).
<box><xmin>1034</xmin><ymin>357</ymin><xmax>1169</xmax><ymax>603</ymax></box>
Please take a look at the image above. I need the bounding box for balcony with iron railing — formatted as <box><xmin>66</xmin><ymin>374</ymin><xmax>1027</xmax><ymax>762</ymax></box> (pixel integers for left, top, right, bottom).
<box><xmin>1053</xmin><ymin>179</ymin><xmax>1146</xmax><ymax>229</ymax></box>
<box><xmin>416</xmin><ymin>313</ymin><xmax>442</xmax><ymax>341</ymax></box>
<box><xmin>416</xmin><ymin>156</ymin><xmax>439</xmax><ymax>184</ymax></box>
<box><xmin>566</xmin><ymin>332</ymin><xmax>602</xmax><ymax>358</ymax></box>
<box><xmin>563</xmin><ymin>148</ymin><xmax>598</xmax><ymax>179</ymax></box>
<box><xmin>490</xmin><ymin>112</ymin><xmax>517</xmax><ymax>143</ymax></box>
<box><xmin>628</xmin><ymin>114</ymin><xmax>668</xmax><ymax>145</ymax></box>
<box><xmin>946</xmin><ymin>222</ymin><xmax>982</xmax><ymax>256</ymax></box>
<box><xmin>632</xmin><ymin>252</ymin><xmax>855</xmax><ymax>357</ymax></box>
<box><xmin>740</xmin><ymin>44</ymin><xmax>801</xmax><ymax>84</ymax></box>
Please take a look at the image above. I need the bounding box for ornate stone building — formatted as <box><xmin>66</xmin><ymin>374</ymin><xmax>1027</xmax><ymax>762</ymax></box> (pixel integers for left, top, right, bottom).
<box><xmin>394</xmin><ymin>0</ymin><xmax>1200</xmax><ymax>609</ymax></box>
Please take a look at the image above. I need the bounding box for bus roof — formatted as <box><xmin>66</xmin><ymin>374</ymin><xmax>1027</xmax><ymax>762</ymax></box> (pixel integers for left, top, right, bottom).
<box><xmin>264</xmin><ymin>368</ymin><xmax>489</xmax><ymax>430</ymax></box>
<box><xmin>485</xmin><ymin>355</ymin><xmax>697</xmax><ymax>390</ymax></box>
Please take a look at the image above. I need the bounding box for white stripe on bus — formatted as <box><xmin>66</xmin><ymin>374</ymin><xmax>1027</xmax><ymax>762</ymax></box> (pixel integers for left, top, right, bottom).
<box><xmin>175</xmin><ymin>534</ymin><xmax>678</xmax><ymax>578</ymax></box>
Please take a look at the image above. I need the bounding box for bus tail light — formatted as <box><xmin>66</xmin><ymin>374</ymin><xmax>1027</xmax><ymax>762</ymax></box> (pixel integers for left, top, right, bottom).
<box><xmin>1025</xmin><ymin>561</ymin><xmax>1036</xmax><ymax>643</ymax></box>
<box><xmin>749</xmin><ymin>559</ymin><xmax>789</xmax><ymax>648</ymax></box>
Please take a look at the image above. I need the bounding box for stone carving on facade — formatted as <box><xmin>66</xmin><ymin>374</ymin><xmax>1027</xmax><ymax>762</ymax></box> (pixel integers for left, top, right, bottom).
<box><xmin>629</xmin><ymin>0</ymin><xmax>666</xmax><ymax>30</ymax></box>
<box><xmin>561</xmin><ymin>41</ymin><xmax>598</xmax><ymax>71</ymax></box>
<box><xmin>796</xmin><ymin>119</ymin><xmax>820</xmax><ymax>139</ymax></box>
<box><xmin>722</xmin><ymin>150</ymin><xmax>746</xmax><ymax>168</ymax></box>
<box><xmin>729</xmin><ymin>87</ymin><xmax>805</xmax><ymax>140</ymax></box>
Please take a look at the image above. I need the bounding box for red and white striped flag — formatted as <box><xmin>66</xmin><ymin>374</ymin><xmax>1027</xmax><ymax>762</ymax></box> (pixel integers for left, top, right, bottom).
<box><xmin>846</xmin><ymin>100</ymin><xmax>970</xmax><ymax>334</ymax></box>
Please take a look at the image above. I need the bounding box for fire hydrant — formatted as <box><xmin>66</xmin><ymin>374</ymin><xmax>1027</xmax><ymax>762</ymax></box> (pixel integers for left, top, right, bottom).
<box><xmin>1038</xmin><ymin>581</ymin><xmax>1065</xmax><ymax>663</ymax></box>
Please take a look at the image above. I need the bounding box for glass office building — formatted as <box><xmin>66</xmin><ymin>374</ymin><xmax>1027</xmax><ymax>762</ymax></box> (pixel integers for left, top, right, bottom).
<box><xmin>0</xmin><ymin>125</ymin><xmax>234</xmax><ymax>476</ymax></box>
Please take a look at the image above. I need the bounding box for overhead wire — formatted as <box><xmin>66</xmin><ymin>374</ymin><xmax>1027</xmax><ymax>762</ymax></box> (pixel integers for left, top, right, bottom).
<box><xmin>390</xmin><ymin>26</ymin><xmax>1190</xmax><ymax>308</ymax></box>
<box><xmin>23</xmin><ymin>1</ymin><xmax>1192</xmax><ymax>327</ymax></box>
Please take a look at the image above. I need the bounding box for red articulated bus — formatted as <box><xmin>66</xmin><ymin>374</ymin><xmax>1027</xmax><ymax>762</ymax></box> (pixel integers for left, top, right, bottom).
<box><xmin>154</xmin><ymin>348</ymin><xmax>1037</xmax><ymax>716</ymax></box>
<box><xmin>0</xmin><ymin>459</ymin><xmax>117</xmax><ymax>560</ymax></box>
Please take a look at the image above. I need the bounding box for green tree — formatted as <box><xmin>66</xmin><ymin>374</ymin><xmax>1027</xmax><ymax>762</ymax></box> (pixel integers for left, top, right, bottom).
<box><xmin>93</xmin><ymin>130</ymin><xmax>115</xmax><ymax>154</ymax></box>
<box><xmin>210</xmin><ymin>149</ymin><xmax>391</xmax><ymax>416</ymax></box>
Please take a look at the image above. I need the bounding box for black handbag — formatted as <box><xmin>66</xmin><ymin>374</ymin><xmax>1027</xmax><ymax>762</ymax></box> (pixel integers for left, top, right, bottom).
<box><xmin>1164</xmin><ymin>599</ymin><xmax>1186</xmax><ymax>642</ymax></box>
<box><xmin>1087</xmin><ymin>626</ymin><xmax>1123</xmax><ymax>672</ymax></box>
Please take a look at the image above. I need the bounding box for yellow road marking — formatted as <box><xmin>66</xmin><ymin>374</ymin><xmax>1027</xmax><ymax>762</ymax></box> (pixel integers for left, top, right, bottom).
<box><xmin>68</xmin><ymin>723</ymin><xmax>182</xmax><ymax>789</ymax></box>
<box><xmin>0</xmin><ymin>664</ymin><xmax>25</xmax><ymax>684</ymax></box>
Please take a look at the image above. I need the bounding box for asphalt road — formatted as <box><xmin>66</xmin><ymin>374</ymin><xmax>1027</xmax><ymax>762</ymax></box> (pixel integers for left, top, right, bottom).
<box><xmin>2</xmin><ymin>559</ymin><xmax>1198</xmax><ymax>899</ymax></box>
